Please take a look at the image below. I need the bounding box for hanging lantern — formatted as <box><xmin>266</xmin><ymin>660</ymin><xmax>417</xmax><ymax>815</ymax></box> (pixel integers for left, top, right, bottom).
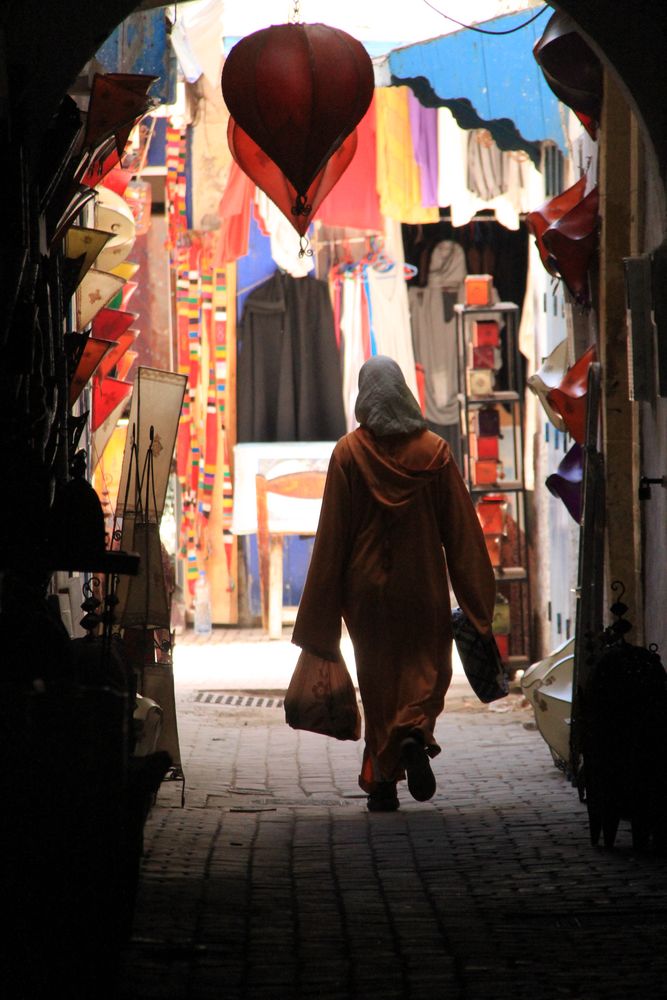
<box><xmin>545</xmin><ymin>442</ymin><xmax>584</xmax><ymax>524</ymax></box>
<box><xmin>546</xmin><ymin>344</ymin><xmax>597</xmax><ymax>445</ymax></box>
<box><xmin>227</xmin><ymin>118</ymin><xmax>357</xmax><ymax>237</ymax></box>
<box><xmin>526</xmin><ymin>175</ymin><xmax>587</xmax><ymax>277</ymax></box>
<box><xmin>541</xmin><ymin>186</ymin><xmax>600</xmax><ymax>306</ymax></box>
<box><xmin>526</xmin><ymin>338</ymin><xmax>569</xmax><ymax>432</ymax></box>
<box><xmin>533</xmin><ymin>12</ymin><xmax>603</xmax><ymax>140</ymax></box>
<box><xmin>221</xmin><ymin>22</ymin><xmax>374</xmax><ymax>235</ymax></box>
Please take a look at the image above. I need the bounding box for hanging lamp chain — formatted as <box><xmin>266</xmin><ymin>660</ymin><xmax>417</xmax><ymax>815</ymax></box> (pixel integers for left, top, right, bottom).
<box><xmin>290</xmin><ymin>0</ymin><xmax>302</xmax><ymax>24</ymax></box>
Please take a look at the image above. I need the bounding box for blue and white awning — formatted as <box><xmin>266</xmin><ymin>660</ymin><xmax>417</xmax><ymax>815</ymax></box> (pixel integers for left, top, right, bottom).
<box><xmin>385</xmin><ymin>10</ymin><xmax>565</xmax><ymax>165</ymax></box>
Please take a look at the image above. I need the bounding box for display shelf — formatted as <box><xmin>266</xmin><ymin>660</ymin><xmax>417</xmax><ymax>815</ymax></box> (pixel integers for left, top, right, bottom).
<box><xmin>455</xmin><ymin>298</ymin><xmax>532</xmax><ymax>669</ymax></box>
<box><xmin>494</xmin><ymin>567</ymin><xmax>528</xmax><ymax>582</ymax></box>
<box><xmin>471</xmin><ymin>481</ymin><xmax>523</xmax><ymax>493</ymax></box>
<box><xmin>458</xmin><ymin>390</ymin><xmax>521</xmax><ymax>405</ymax></box>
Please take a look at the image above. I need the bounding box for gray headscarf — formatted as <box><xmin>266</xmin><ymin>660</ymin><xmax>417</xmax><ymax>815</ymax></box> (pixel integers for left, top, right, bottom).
<box><xmin>354</xmin><ymin>356</ymin><xmax>426</xmax><ymax>437</ymax></box>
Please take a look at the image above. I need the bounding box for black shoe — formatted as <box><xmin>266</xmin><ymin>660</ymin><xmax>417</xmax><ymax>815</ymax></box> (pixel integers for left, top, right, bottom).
<box><xmin>400</xmin><ymin>736</ymin><xmax>436</xmax><ymax>802</ymax></box>
<box><xmin>367</xmin><ymin>781</ymin><xmax>400</xmax><ymax>812</ymax></box>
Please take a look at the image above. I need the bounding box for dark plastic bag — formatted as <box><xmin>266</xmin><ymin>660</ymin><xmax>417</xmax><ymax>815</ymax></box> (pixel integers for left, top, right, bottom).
<box><xmin>451</xmin><ymin>607</ymin><xmax>509</xmax><ymax>703</ymax></box>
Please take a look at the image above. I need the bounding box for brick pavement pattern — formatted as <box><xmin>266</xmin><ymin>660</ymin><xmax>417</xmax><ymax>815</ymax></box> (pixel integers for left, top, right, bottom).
<box><xmin>120</xmin><ymin>686</ymin><xmax>667</xmax><ymax>1000</ymax></box>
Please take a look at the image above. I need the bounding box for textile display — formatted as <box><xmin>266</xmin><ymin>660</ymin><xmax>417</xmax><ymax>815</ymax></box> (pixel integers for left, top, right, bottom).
<box><xmin>236</xmin><ymin>270</ymin><xmax>346</xmax><ymax>444</ymax></box>
<box><xmin>316</xmin><ymin>98</ymin><xmax>383</xmax><ymax>233</ymax></box>
<box><xmin>165</xmin><ymin>120</ymin><xmax>238</xmax><ymax>616</ymax></box>
<box><xmin>374</xmin><ymin>87</ymin><xmax>439</xmax><ymax>225</ymax></box>
<box><xmin>409</xmin><ymin>240</ymin><xmax>466</xmax><ymax>426</ymax></box>
<box><xmin>407</xmin><ymin>90</ymin><xmax>439</xmax><ymax>209</ymax></box>
<box><xmin>365</xmin><ymin>266</ymin><xmax>420</xmax><ymax>400</ymax></box>
<box><xmin>173</xmin><ymin>233</ymin><xmax>237</xmax><ymax>612</ymax></box>
<box><xmin>437</xmin><ymin>108</ymin><xmax>535</xmax><ymax>231</ymax></box>
<box><xmin>215</xmin><ymin>159</ymin><xmax>255</xmax><ymax>265</ymax></box>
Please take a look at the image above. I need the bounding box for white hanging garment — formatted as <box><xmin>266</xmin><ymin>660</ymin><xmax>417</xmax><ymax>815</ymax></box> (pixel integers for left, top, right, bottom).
<box><xmin>340</xmin><ymin>272</ymin><xmax>366</xmax><ymax>432</ymax></box>
<box><xmin>254</xmin><ymin>190</ymin><xmax>314</xmax><ymax>278</ymax></box>
<box><xmin>366</xmin><ymin>265</ymin><xmax>420</xmax><ymax>402</ymax></box>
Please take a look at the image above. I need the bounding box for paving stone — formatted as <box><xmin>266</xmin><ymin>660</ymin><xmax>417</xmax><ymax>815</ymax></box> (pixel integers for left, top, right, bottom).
<box><xmin>119</xmin><ymin>672</ymin><xmax>667</xmax><ymax>999</ymax></box>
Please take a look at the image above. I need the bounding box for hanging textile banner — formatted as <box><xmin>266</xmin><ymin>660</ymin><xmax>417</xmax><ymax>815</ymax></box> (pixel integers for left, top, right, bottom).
<box><xmin>91</xmin><ymin>397</ymin><xmax>130</xmax><ymax>470</ymax></box>
<box><xmin>165</xmin><ymin>118</ymin><xmax>237</xmax><ymax>620</ymax></box>
<box><xmin>91</xmin><ymin>375</ymin><xmax>132</xmax><ymax>432</ymax></box>
<box><xmin>173</xmin><ymin>237</ymin><xmax>237</xmax><ymax>606</ymax></box>
<box><xmin>69</xmin><ymin>337</ymin><xmax>115</xmax><ymax>406</ymax></box>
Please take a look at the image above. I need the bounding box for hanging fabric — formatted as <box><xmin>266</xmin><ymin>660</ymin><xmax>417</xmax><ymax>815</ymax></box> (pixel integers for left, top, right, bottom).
<box><xmin>315</xmin><ymin>98</ymin><xmax>383</xmax><ymax>233</ymax></box>
<box><xmin>375</xmin><ymin>87</ymin><xmax>439</xmax><ymax>225</ymax></box>
<box><xmin>409</xmin><ymin>240</ymin><xmax>467</xmax><ymax>428</ymax></box>
<box><xmin>407</xmin><ymin>90</ymin><xmax>439</xmax><ymax>209</ymax></box>
<box><xmin>365</xmin><ymin>262</ymin><xmax>420</xmax><ymax>401</ymax></box>
<box><xmin>236</xmin><ymin>270</ymin><xmax>346</xmax><ymax>443</ymax></box>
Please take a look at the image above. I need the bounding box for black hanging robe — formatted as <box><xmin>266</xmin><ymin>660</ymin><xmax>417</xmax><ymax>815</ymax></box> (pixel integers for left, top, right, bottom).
<box><xmin>237</xmin><ymin>270</ymin><xmax>346</xmax><ymax>442</ymax></box>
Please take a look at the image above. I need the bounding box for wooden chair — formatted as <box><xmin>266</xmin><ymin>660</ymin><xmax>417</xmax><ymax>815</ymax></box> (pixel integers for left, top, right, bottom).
<box><xmin>255</xmin><ymin>471</ymin><xmax>327</xmax><ymax>639</ymax></box>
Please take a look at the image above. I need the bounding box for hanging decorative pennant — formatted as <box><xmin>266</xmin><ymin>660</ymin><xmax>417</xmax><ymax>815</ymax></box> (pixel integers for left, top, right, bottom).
<box><xmin>48</xmin><ymin>184</ymin><xmax>97</xmax><ymax>248</ymax></box>
<box><xmin>69</xmin><ymin>337</ymin><xmax>116</xmax><ymax>406</ymax></box>
<box><xmin>91</xmin><ymin>375</ymin><xmax>132</xmax><ymax>432</ymax></box>
<box><xmin>107</xmin><ymin>279</ymin><xmax>138</xmax><ymax>312</ymax></box>
<box><xmin>115</xmin><ymin>367</ymin><xmax>187</xmax><ymax>521</ymax></box>
<box><xmin>83</xmin><ymin>72</ymin><xmax>157</xmax><ymax>151</ymax></box>
<box><xmin>65</xmin><ymin>226</ymin><xmax>113</xmax><ymax>287</ymax></box>
<box><xmin>110</xmin><ymin>260</ymin><xmax>140</xmax><ymax>282</ymax></box>
<box><xmin>91</xmin><ymin>395</ymin><xmax>129</xmax><ymax>470</ymax></box>
<box><xmin>115</xmin><ymin>349</ymin><xmax>138</xmax><ymax>383</ymax></box>
<box><xmin>97</xmin><ymin>329</ymin><xmax>139</xmax><ymax>380</ymax></box>
<box><xmin>92</xmin><ymin>306</ymin><xmax>138</xmax><ymax>342</ymax></box>
<box><xmin>76</xmin><ymin>269</ymin><xmax>126</xmax><ymax>329</ymax></box>
<box><xmin>99</xmin><ymin>166</ymin><xmax>134</xmax><ymax>197</ymax></box>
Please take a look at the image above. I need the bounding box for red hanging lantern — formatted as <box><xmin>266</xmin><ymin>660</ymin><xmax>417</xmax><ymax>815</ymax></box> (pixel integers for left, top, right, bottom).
<box><xmin>526</xmin><ymin>175</ymin><xmax>587</xmax><ymax>277</ymax></box>
<box><xmin>533</xmin><ymin>11</ymin><xmax>603</xmax><ymax>140</ymax></box>
<box><xmin>541</xmin><ymin>185</ymin><xmax>599</xmax><ymax>306</ymax></box>
<box><xmin>546</xmin><ymin>344</ymin><xmax>597</xmax><ymax>444</ymax></box>
<box><xmin>227</xmin><ymin>118</ymin><xmax>358</xmax><ymax>237</ymax></box>
<box><xmin>221</xmin><ymin>22</ymin><xmax>374</xmax><ymax>236</ymax></box>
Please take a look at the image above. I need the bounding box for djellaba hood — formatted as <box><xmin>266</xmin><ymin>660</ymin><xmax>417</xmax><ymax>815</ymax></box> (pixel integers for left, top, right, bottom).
<box><xmin>349</xmin><ymin>355</ymin><xmax>450</xmax><ymax>510</ymax></box>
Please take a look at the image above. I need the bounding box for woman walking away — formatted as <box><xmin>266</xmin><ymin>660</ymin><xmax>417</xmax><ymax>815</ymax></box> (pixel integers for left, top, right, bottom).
<box><xmin>292</xmin><ymin>355</ymin><xmax>496</xmax><ymax>811</ymax></box>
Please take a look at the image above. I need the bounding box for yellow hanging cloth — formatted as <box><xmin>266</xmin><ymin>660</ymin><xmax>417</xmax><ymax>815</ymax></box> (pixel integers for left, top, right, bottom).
<box><xmin>375</xmin><ymin>86</ymin><xmax>440</xmax><ymax>225</ymax></box>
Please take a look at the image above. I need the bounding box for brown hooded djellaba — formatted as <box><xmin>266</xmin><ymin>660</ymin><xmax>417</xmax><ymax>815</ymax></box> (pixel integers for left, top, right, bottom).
<box><xmin>292</xmin><ymin>374</ymin><xmax>496</xmax><ymax>793</ymax></box>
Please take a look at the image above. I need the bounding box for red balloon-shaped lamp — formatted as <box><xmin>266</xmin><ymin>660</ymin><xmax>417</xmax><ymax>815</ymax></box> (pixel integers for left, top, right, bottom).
<box><xmin>221</xmin><ymin>22</ymin><xmax>374</xmax><ymax>235</ymax></box>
